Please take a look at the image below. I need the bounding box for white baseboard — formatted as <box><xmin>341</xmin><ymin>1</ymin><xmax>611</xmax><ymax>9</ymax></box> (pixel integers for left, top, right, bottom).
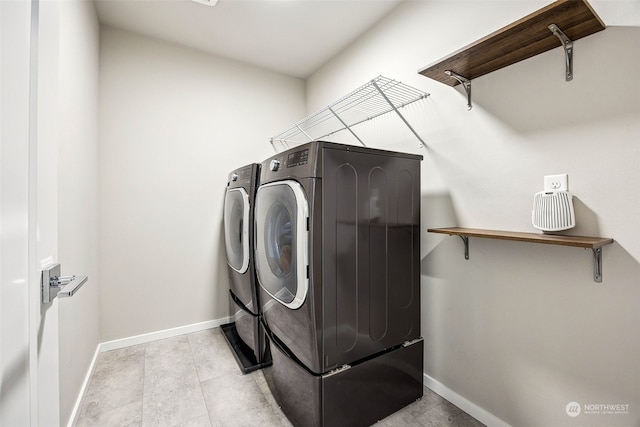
<box><xmin>66</xmin><ymin>345</ymin><xmax>100</xmax><ymax>427</ymax></box>
<box><xmin>99</xmin><ymin>317</ymin><xmax>232</xmax><ymax>352</ymax></box>
<box><xmin>423</xmin><ymin>373</ymin><xmax>511</xmax><ymax>427</ymax></box>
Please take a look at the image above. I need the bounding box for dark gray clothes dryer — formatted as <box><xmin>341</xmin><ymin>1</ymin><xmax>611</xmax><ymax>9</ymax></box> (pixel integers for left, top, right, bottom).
<box><xmin>222</xmin><ymin>163</ymin><xmax>269</xmax><ymax>373</ymax></box>
<box><xmin>254</xmin><ymin>141</ymin><xmax>423</xmax><ymax>427</ymax></box>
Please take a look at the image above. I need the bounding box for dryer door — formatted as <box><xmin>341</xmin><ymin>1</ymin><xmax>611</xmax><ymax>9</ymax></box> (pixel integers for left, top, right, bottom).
<box><xmin>224</xmin><ymin>187</ymin><xmax>250</xmax><ymax>274</ymax></box>
<box><xmin>255</xmin><ymin>180</ymin><xmax>309</xmax><ymax>309</ymax></box>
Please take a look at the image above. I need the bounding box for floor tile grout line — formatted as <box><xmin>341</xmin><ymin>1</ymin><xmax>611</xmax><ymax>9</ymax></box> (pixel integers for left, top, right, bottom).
<box><xmin>187</xmin><ymin>330</ymin><xmax>214</xmax><ymax>425</ymax></box>
<box><xmin>141</xmin><ymin>342</ymin><xmax>147</xmax><ymax>426</ymax></box>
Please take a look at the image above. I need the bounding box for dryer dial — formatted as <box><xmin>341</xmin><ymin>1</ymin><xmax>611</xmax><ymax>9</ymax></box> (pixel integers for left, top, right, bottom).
<box><xmin>270</xmin><ymin>159</ymin><xmax>281</xmax><ymax>171</ymax></box>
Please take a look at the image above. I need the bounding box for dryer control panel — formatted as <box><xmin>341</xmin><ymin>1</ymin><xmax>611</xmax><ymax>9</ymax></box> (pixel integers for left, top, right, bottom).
<box><xmin>260</xmin><ymin>142</ymin><xmax>320</xmax><ymax>184</ymax></box>
<box><xmin>286</xmin><ymin>149</ymin><xmax>309</xmax><ymax>168</ymax></box>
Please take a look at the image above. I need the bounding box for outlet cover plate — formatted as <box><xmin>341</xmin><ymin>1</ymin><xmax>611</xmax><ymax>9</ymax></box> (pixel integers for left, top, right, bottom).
<box><xmin>544</xmin><ymin>174</ymin><xmax>568</xmax><ymax>192</ymax></box>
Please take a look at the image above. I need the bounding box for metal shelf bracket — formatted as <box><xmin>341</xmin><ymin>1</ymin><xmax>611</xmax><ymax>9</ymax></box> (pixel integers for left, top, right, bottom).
<box><xmin>592</xmin><ymin>248</ymin><xmax>603</xmax><ymax>283</ymax></box>
<box><xmin>459</xmin><ymin>235</ymin><xmax>470</xmax><ymax>260</ymax></box>
<box><xmin>548</xmin><ymin>24</ymin><xmax>574</xmax><ymax>81</ymax></box>
<box><xmin>445</xmin><ymin>70</ymin><xmax>472</xmax><ymax>110</ymax></box>
<box><xmin>430</xmin><ymin>227</ymin><xmax>612</xmax><ymax>283</ymax></box>
<box><xmin>456</xmin><ymin>236</ymin><xmax>607</xmax><ymax>282</ymax></box>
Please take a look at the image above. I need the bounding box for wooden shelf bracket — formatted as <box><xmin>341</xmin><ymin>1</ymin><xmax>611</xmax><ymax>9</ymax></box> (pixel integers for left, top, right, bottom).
<box><xmin>549</xmin><ymin>24</ymin><xmax>574</xmax><ymax>81</ymax></box>
<box><xmin>445</xmin><ymin>70</ymin><xmax>472</xmax><ymax>110</ymax></box>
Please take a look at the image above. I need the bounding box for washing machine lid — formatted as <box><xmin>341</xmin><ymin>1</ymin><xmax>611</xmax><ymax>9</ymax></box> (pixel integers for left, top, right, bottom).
<box><xmin>224</xmin><ymin>187</ymin><xmax>250</xmax><ymax>274</ymax></box>
<box><xmin>254</xmin><ymin>180</ymin><xmax>309</xmax><ymax>310</ymax></box>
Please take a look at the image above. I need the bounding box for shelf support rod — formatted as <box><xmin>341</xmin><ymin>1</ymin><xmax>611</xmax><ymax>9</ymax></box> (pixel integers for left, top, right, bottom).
<box><xmin>592</xmin><ymin>248</ymin><xmax>603</xmax><ymax>283</ymax></box>
<box><xmin>296</xmin><ymin>125</ymin><xmax>315</xmax><ymax>142</ymax></box>
<box><xmin>548</xmin><ymin>24</ymin><xmax>574</xmax><ymax>81</ymax></box>
<box><xmin>269</xmin><ymin>138</ymin><xmax>288</xmax><ymax>152</ymax></box>
<box><xmin>445</xmin><ymin>71</ymin><xmax>472</xmax><ymax>110</ymax></box>
<box><xmin>458</xmin><ymin>235</ymin><xmax>470</xmax><ymax>260</ymax></box>
<box><xmin>328</xmin><ymin>106</ymin><xmax>366</xmax><ymax>147</ymax></box>
<box><xmin>371</xmin><ymin>80</ymin><xmax>426</xmax><ymax>148</ymax></box>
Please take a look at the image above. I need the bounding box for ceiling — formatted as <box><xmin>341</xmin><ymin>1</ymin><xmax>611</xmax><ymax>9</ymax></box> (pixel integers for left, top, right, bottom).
<box><xmin>94</xmin><ymin>0</ymin><xmax>640</xmax><ymax>79</ymax></box>
<box><xmin>94</xmin><ymin>0</ymin><xmax>403</xmax><ymax>78</ymax></box>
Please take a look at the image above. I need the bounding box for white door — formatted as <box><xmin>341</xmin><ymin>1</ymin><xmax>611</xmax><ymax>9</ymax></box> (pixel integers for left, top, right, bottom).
<box><xmin>1</xmin><ymin>1</ymin><xmax>33</xmax><ymax>424</ymax></box>
<box><xmin>1</xmin><ymin>1</ymin><xmax>61</xmax><ymax>425</ymax></box>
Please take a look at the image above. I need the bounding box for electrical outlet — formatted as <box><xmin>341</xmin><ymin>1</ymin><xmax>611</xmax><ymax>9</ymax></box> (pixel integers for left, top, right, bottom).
<box><xmin>544</xmin><ymin>174</ymin><xmax>569</xmax><ymax>192</ymax></box>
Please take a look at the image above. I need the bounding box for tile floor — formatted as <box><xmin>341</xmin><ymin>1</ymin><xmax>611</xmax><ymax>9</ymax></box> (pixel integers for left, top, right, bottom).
<box><xmin>74</xmin><ymin>328</ymin><xmax>485</xmax><ymax>427</ymax></box>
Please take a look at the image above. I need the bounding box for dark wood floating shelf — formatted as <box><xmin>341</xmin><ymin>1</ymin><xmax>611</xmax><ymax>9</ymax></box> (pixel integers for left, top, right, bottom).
<box><xmin>427</xmin><ymin>227</ymin><xmax>614</xmax><ymax>282</ymax></box>
<box><xmin>418</xmin><ymin>0</ymin><xmax>605</xmax><ymax>108</ymax></box>
<box><xmin>419</xmin><ymin>0</ymin><xmax>605</xmax><ymax>85</ymax></box>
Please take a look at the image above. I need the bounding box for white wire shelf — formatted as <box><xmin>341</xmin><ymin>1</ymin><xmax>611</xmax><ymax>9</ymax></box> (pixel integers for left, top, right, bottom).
<box><xmin>270</xmin><ymin>75</ymin><xmax>429</xmax><ymax>150</ymax></box>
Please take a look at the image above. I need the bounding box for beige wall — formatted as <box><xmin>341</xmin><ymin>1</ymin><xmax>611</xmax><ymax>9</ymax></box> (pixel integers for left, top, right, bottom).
<box><xmin>56</xmin><ymin>1</ymin><xmax>101</xmax><ymax>425</ymax></box>
<box><xmin>307</xmin><ymin>2</ymin><xmax>640</xmax><ymax>426</ymax></box>
<box><xmin>98</xmin><ymin>27</ymin><xmax>305</xmax><ymax>341</ymax></box>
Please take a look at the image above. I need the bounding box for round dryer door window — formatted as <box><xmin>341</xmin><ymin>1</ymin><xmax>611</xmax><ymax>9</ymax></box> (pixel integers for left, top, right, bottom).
<box><xmin>223</xmin><ymin>188</ymin><xmax>250</xmax><ymax>273</ymax></box>
<box><xmin>255</xmin><ymin>180</ymin><xmax>308</xmax><ymax>309</ymax></box>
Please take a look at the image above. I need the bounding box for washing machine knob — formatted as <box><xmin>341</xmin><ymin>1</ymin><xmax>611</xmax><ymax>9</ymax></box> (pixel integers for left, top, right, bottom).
<box><xmin>270</xmin><ymin>159</ymin><xmax>281</xmax><ymax>171</ymax></box>
<box><xmin>231</xmin><ymin>173</ymin><xmax>238</xmax><ymax>182</ymax></box>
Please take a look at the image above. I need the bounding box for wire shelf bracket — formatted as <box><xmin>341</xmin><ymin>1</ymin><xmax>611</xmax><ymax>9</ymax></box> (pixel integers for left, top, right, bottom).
<box><xmin>270</xmin><ymin>75</ymin><xmax>429</xmax><ymax>151</ymax></box>
<box><xmin>328</xmin><ymin>106</ymin><xmax>366</xmax><ymax>147</ymax></box>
